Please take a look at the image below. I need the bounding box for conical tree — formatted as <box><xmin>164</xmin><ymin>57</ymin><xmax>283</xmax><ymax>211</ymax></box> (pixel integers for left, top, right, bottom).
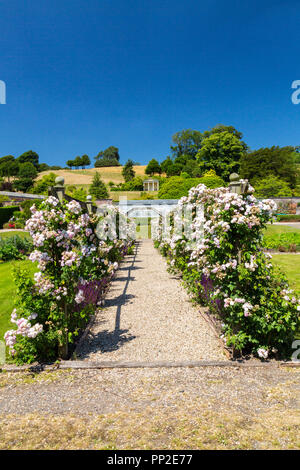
<box><xmin>89</xmin><ymin>172</ymin><xmax>109</xmax><ymax>199</ymax></box>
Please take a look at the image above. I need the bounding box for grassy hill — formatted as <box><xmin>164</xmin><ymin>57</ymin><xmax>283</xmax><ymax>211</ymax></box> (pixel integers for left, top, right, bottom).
<box><xmin>37</xmin><ymin>166</ymin><xmax>153</xmax><ymax>201</ymax></box>
<box><xmin>37</xmin><ymin>166</ymin><xmax>147</xmax><ymax>186</ymax></box>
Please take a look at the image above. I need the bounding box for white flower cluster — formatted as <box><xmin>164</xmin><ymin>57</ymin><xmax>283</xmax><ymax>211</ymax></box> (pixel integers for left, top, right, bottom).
<box><xmin>4</xmin><ymin>309</ymin><xmax>43</xmax><ymax>355</ymax></box>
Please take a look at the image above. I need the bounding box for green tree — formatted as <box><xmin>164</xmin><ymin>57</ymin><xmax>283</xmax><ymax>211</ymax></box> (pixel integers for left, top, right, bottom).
<box><xmin>95</xmin><ymin>146</ymin><xmax>120</xmax><ymax>166</ymax></box>
<box><xmin>253</xmin><ymin>177</ymin><xmax>293</xmax><ymax>198</ymax></box>
<box><xmin>73</xmin><ymin>156</ymin><xmax>82</xmax><ymax>169</ymax></box>
<box><xmin>0</xmin><ymin>156</ymin><xmax>19</xmax><ymax>181</ymax></box>
<box><xmin>166</xmin><ymin>162</ymin><xmax>182</xmax><ymax>177</ymax></box>
<box><xmin>66</xmin><ymin>159</ymin><xmax>74</xmax><ymax>170</ymax></box>
<box><xmin>81</xmin><ymin>154</ymin><xmax>91</xmax><ymax>168</ymax></box>
<box><xmin>160</xmin><ymin>156</ymin><xmax>173</xmax><ymax>174</ymax></box>
<box><xmin>38</xmin><ymin>163</ymin><xmax>50</xmax><ymax>172</ymax></box>
<box><xmin>145</xmin><ymin>159</ymin><xmax>161</xmax><ymax>176</ymax></box>
<box><xmin>89</xmin><ymin>172</ymin><xmax>109</xmax><ymax>199</ymax></box>
<box><xmin>14</xmin><ymin>162</ymin><xmax>37</xmax><ymax>192</ymax></box>
<box><xmin>240</xmin><ymin>146</ymin><xmax>298</xmax><ymax>189</ymax></box>
<box><xmin>122</xmin><ymin>159</ymin><xmax>135</xmax><ymax>182</ymax></box>
<box><xmin>171</xmin><ymin>129</ymin><xmax>202</xmax><ymax>159</ymax></box>
<box><xmin>196</xmin><ymin>131</ymin><xmax>245</xmax><ymax>181</ymax></box>
<box><xmin>17</xmin><ymin>150</ymin><xmax>39</xmax><ymax>168</ymax></box>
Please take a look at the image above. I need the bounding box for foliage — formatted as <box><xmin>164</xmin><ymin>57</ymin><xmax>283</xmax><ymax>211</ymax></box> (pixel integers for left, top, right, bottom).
<box><xmin>154</xmin><ymin>184</ymin><xmax>300</xmax><ymax>359</ymax></box>
<box><xmin>17</xmin><ymin>150</ymin><xmax>39</xmax><ymax>168</ymax></box>
<box><xmin>14</xmin><ymin>162</ymin><xmax>38</xmax><ymax>192</ymax></box>
<box><xmin>94</xmin><ymin>146</ymin><xmax>120</xmax><ymax>167</ymax></box>
<box><xmin>0</xmin><ymin>206</ymin><xmax>20</xmax><ymax>228</ymax></box>
<box><xmin>240</xmin><ymin>146</ymin><xmax>298</xmax><ymax>189</ymax></box>
<box><xmin>67</xmin><ymin>155</ymin><xmax>91</xmax><ymax>169</ymax></box>
<box><xmin>122</xmin><ymin>160</ymin><xmax>135</xmax><ymax>182</ymax></box>
<box><xmin>66</xmin><ymin>185</ymin><xmax>88</xmax><ymax>202</ymax></box>
<box><xmin>263</xmin><ymin>231</ymin><xmax>300</xmax><ymax>252</ymax></box>
<box><xmin>253</xmin><ymin>177</ymin><xmax>293</xmax><ymax>198</ymax></box>
<box><xmin>276</xmin><ymin>214</ymin><xmax>300</xmax><ymax>222</ymax></box>
<box><xmin>0</xmin><ymin>235</ymin><xmax>33</xmax><ymax>261</ymax></box>
<box><xmin>4</xmin><ymin>196</ymin><xmax>135</xmax><ymax>363</ymax></box>
<box><xmin>198</xmin><ymin>169</ymin><xmax>225</xmax><ymax>189</ymax></box>
<box><xmin>94</xmin><ymin>158</ymin><xmax>121</xmax><ymax>167</ymax></box>
<box><xmin>158</xmin><ymin>172</ymin><xmax>224</xmax><ymax>199</ymax></box>
<box><xmin>171</xmin><ymin>129</ymin><xmax>202</xmax><ymax>159</ymax></box>
<box><xmin>196</xmin><ymin>131</ymin><xmax>246</xmax><ymax>180</ymax></box>
<box><xmin>89</xmin><ymin>172</ymin><xmax>109</xmax><ymax>199</ymax></box>
<box><xmin>145</xmin><ymin>159</ymin><xmax>161</xmax><ymax>176</ymax></box>
<box><xmin>30</xmin><ymin>173</ymin><xmax>57</xmax><ymax>195</ymax></box>
<box><xmin>0</xmin><ymin>156</ymin><xmax>19</xmax><ymax>181</ymax></box>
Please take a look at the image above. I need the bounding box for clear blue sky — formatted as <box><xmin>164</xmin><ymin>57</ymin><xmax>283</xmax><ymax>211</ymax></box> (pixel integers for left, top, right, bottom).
<box><xmin>1</xmin><ymin>0</ymin><xmax>300</xmax><ymax>166</ymax></box>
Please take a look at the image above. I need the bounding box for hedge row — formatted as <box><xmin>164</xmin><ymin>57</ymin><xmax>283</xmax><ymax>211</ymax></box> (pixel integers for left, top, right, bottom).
<box><xmin>276</xmin><ymin>214</ymin><xmax>300</xmax><ymax>222</ymax></box>
<box><xmin>0</xmin><ymin>206</ymin><xmax>20</xmax><ymax>228</ymax></box>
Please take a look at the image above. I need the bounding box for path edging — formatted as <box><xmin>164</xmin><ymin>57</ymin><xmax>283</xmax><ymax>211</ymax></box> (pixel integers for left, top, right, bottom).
<box><xmin>1</xmin><ymin>359</ymin><xmax>299</xmax><ymax>373</ymax></box>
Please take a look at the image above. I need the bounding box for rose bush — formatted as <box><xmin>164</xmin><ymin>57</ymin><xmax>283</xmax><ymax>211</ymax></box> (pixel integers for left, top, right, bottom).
<box><xmin>4</xmin><ymin>197</ymin><xmax>135</xmax><ymax>364</ymax></box>
<box><xmin>154</xmin><ymin>184</ymin><xmax>300</xmax><ymax>359</ymax></box>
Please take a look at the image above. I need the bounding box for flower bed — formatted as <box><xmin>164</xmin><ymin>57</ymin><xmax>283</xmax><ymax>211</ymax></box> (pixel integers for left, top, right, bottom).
<box><xmin>4</xmin><ymin>197</ymin><xmax>135</xmax><ymax>364</ymax></box>
<box><xmin>154</xmin><ymin>184</ymin><xmax>300</xmax><ymax>359</ymax></box>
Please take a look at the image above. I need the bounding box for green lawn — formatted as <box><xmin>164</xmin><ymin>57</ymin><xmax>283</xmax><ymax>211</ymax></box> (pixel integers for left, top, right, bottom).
<box><xmin>271</xmin><ymin>254</ymin><xmax>300</xmax><ymax>295</ymax></box>
<box><xmin>0</xmin><ymin>230</ymin><xmax>31</xmax><ymax>241</ymax></box>
<box><xmin>264</xmin><ymin>224</ymin><xmax>300</xmax><ymax>236</ymax></box>
<box><xmin>0</xmin><ymin>260</ymin><xmax>37</xmax><ymax>340</ymax></box>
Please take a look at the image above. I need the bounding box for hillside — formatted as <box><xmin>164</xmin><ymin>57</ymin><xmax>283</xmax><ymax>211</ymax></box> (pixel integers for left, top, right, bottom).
<box><xmin>37</xmin><ymin>166</ymin><xmax>147</xmax><ymax>186</ymax></box>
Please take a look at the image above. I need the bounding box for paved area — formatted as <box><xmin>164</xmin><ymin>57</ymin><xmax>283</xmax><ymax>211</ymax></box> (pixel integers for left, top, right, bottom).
<box><xmin>76</xmin><ymin>240</ymin><xmax>225</xmax><ymax>362</ymax></box>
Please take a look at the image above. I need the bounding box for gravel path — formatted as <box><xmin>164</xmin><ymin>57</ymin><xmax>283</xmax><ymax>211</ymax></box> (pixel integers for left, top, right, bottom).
<box><xmin>76</xmin><ymin>240</ymin><xmax>225</xmax><ymax>362</ymax></box>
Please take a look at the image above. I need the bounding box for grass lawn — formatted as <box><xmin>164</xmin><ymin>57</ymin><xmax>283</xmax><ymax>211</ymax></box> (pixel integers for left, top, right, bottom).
<box><xmin>264</xmin><ymin>224</ymin><xmax>300</xmax><ymax>236</ymax></box>
<box><xmin>0</xmin><ymin>231</ymin><xmax>31</xmax><ymax>241</ymax></box>
<box><xmin>0</xmin><ymin>260</ymin><xmax>37</xmax><ymax>340</ymax></box>
<box><xmin>271</xmin><ymin>254</ymin><xmax>300</xmax><ymax>295</ymax></box>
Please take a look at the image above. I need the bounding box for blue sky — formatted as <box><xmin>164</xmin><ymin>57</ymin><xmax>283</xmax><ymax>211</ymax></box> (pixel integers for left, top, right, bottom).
<box><xmin>1</xmin><ymin>0</ymin><xmax>300</xmax><ymax>166</ymax></box>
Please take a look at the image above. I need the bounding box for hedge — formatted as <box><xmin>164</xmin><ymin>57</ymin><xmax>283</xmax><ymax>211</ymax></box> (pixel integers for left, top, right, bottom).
<box><xmin>276</xmin><ymin>214</ymin><xmax>300</xmax><ymax>222</ymax></box>
<box><xmin>0</xmin><ymin>206</ymin><xmax>20</xmax><ymax>228</ymax></box>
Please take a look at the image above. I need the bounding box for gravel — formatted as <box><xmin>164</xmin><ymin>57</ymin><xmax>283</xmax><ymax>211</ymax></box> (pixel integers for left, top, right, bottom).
<box><xmin>76</xmin><ymin>240</ymin><xmax>226</xmax><ymax>362</ymax></box>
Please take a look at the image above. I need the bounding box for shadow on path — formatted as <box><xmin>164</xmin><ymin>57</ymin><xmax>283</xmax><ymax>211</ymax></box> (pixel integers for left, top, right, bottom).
<box><xmin>77</xmin><ymin>241</ymin><xmax>141</xmax><ymax>358</ymax></box>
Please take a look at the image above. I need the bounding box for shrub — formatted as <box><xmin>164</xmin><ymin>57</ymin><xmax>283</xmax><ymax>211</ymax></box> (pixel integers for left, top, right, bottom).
<box><xmin>89</xmin><ymin>172</ymin><xmax>109</xmax><ymax>199</ymax></box>
<box><xmin>254</xmin><ymin>176</ymin><xmax>293</xmax><ymax>198</ymax></box>
<box><xmin>158</xmin><ymin>173</ymin><xmax>224</xmax><ymax>199</ymax></box>
<box><xmin>0</xmin><ymin>206</ymin><xmax>20</xmax><ymax>228</ymax></box>
<box><xmin>277</xmin><ymin>214</ymin><xmax>300</xmax><ymax>222</ymax></box>
<box><xmin>0</xmin><ymin>235</ymin><xmax>33</xmax><ymax>261</ymax></box>
<box><xmin>154</xmin><ymin>184</ymin><xmax>300</xmax><ymax>359</ymax></box>
<box><xmin>4</xmin><ymin>197</ymin><xmax>135</xmax><ymax>364</ymax></box>
<box><xmin>263</xmin><ymin>232</ymin><xmax>300</xmax><ymax>252</ymax></box>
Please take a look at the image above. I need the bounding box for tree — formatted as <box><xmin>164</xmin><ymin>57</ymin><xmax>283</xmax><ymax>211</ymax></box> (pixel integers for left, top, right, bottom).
<box><xmin>66</xmin><ymin>159</ymin><xmax>74</xmax><ymax>170</ymax></box>
<box><xmin>89</xmin><ymin>172</ymin><xmax>109</xmax><ymax>199</ymax></box>
<box><xmin>145</xmin><ymin>159</ymin><xmax>161</xmax><ymax>176</ymax></box>
<box><xmin>166</xmin><ymin>162</ymin><xmax>182</xmax><ymax>177</ymax></box>
<box><xmin>94</xmin><ymin>146</ymin><xmax>120</xmax><ymax>167</ymax></box>
<box><xmin>73</xmin><ymin>156</ymin><xmax>82</xmax><ymax>169</ymax></box>
<box><xmin>122</xmin><ymin>159</ymin><xmax>135</xmax><ymax>182</ymax></box>
<box><xmin>38</xmin><ymin>163</ymin><xmax>50</xmax><ymax>172</ymax></box>
<box><xmin>203</xmin><ymin>124</ymin><xmax>246</xmax><ymax>144</ymax></box>
<box><xmin>196</xmin><ymin>131</ymin><xmax>246</xmax><ymax>181</ymax></box>
<box><xmin>160</xmin><ymin>157</ymin><xmax>173</xmax><ymax>174</ymax></box>
<box><xmin>81</xmin><ymin>154</ymin><xmax>91</xmax><ymax>168</ymax></box>
<box><xmin>253</xmin><ymin>176</ymin><xmax>293</xmax><ymax>198</ymax></box>
<box><xmin>0</xmin><ymin>156</ymin><xmax>19</xmax><ymax>181</ymax></box>
<box><xmin>14</xmin><ymin>162</ymin><xmax>37</xmax><ymax>192</ymax></box>
<box><xmin>17</xmin><ymin>150</ymin><xmax>39</xmax><ymax>168</ymax></box>
<box><xmin>171</xmin><ymin>129</ymin><xmax>202</xmax><ymax>159</ymax></box>
<box><xmin>240</xmin><ymin>146</ymin><xmax>298</xmax><ymax>189</ymax></box>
